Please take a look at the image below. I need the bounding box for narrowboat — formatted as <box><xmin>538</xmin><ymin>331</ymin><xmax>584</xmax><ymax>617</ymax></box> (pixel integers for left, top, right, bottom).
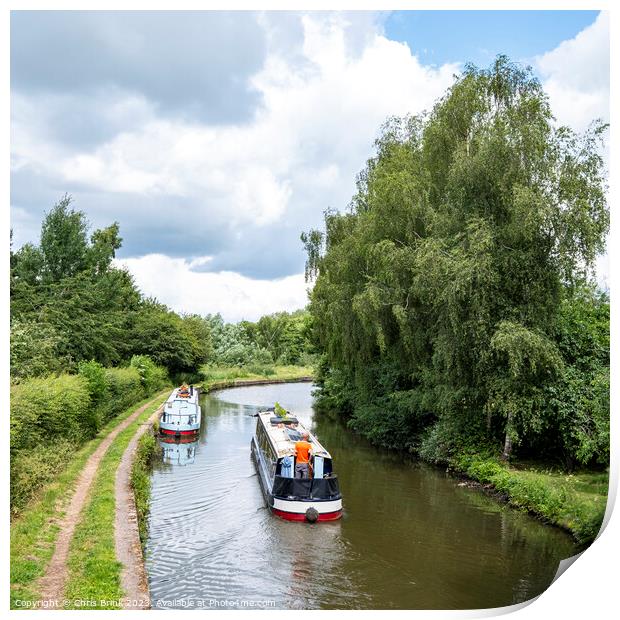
<box><xmin>160</xmin><ymin>385</ymin><xmax>201</xmax><ymax>437</ymax></box>
<box><xmin>251</xmin><ymin>408</ymin><xmax>342</xmax><ymax>522</ymax></box>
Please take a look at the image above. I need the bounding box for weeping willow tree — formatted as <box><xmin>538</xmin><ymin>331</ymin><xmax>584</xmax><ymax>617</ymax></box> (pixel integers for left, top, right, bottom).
<box><xmin>302</xmin><ymin>57</ymin><xmax>608</xmax><ymax>465</ymax></box>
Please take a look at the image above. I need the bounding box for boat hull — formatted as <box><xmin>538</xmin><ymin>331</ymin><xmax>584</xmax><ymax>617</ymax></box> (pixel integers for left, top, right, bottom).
<box><xmin>160</xmin><ymin>426</ymin><xmax>200</xmax><ymax>436</ymax></box>
<box><xmin>271</xmin><ymin>506</ymin><xmax>342</xmax><ymax>522</ymax></box>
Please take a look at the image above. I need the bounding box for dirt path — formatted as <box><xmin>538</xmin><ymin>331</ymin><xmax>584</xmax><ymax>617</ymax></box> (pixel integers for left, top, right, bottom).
<box><xmin>36</xmin><ymin>394</ymin><xmax>166</xmax><ymax>609</ymax></box>
<box><xmin>114</xmin><ymin>405</ymin><xmax>163</xmax><ymax>610</ymax></box>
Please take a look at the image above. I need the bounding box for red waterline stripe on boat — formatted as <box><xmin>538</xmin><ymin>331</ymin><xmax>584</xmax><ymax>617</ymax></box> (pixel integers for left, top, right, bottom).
<box><xmin>160</xmin><ymin>428</ymin><xmax>198</xmax><ymax>436</ymax></box>
<box><xmin>271</xmin><ymin>508</ymin><xmax>342</xmax><ymax>522</ymax></box>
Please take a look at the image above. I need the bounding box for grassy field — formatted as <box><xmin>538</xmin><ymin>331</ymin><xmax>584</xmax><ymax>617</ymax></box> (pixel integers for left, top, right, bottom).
<box><xmin>62</xmin><ymin>398</ymin><xmax>165</xmax><ymax>608</ymax></box>
<box><xmin>9</xmin><ymin>391</ymin><xmax>168</xmax><ymax>609</ymax></box>
<box><xmin>199</xmin><ymin>364</ymin><xmax>313</xmax><ymax>390</ymax></box>
<box><xmin>450</xmin><ymin>452</ymin><xmax>608</xmax><ymax>545</ymax></box>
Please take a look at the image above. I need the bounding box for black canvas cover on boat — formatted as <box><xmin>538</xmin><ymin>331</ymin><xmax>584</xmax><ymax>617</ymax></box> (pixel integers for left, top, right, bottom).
<box><xmin>272</xmin><ymin>475</ymin><xmax>340</xmax><ymax>500</ymax></box>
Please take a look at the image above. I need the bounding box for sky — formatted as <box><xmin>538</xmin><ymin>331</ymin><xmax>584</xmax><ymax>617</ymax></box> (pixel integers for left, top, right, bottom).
<box><xmin>10</xmin><ymin>10</ymin><xmax>609</xmax><ymax>321</ymax></box>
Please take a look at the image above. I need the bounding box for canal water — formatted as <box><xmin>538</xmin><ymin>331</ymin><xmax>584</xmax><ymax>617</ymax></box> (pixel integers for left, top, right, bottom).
<box><xmin>145</xmin><ymin>382</ymin><xmax>578</xmax><ymax>610</ymax></box>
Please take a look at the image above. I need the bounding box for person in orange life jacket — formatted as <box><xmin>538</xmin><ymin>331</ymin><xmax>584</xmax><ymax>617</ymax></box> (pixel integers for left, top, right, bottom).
<box><xmin>294</xmin><ymin>432</ymin><xmax>312</xmax><ymax>479</ymax></box>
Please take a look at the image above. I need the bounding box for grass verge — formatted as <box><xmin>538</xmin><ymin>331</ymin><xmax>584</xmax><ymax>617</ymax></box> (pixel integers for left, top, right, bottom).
<box><xmin>450</xmin><ymin>452</ymin><xmax>608</xmax><ymax>545</ymax></box>
<box><xmin>62</xmin><ymin>398</ymin><xmax>165</xmax><ymax>609</ymax></box>
<box><xmin>199</xmin><ymin>364</ymin><xmax>313</xmax><ymax>391</ymax></box>
<box><xmin>9</xmin><ymin>390</ymin><xmax>169</xmax><ymax>609</ymax></box>
<box><xmin>131</xmin><ymin>425</ymin><xmax>162</xmax><ymax>546</ymax></box>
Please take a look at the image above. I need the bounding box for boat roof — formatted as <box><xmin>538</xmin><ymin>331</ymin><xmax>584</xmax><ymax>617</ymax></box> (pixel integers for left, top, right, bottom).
<box><xmin>257</xmin><ymin>410</ymin><xmax>332</xmax><ymax>460</ymax></box>
<box><xmin>166</xmin><ymin>387</ymin><xmax>199</xmax><ymax>406</ymax></box>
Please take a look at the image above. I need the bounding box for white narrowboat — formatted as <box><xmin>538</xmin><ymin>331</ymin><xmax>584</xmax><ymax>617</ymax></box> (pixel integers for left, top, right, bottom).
<box><xmin>160</xmin><ymin>385</ymin><xmax>201</xmax><ymax>438</ymax></box>
<box><xmin>251</xmin><ymin>408</ymin><xmax>342</xmax><ymax>522</ymax></box>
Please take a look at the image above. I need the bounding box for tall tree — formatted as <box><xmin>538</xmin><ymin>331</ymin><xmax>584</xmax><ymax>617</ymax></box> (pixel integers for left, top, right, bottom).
<box><xmin>40</xmin><ymin>195</ymin><xmax>90</xmax><ymax>283</ymax></box>
<box><xmin>304</xmin><ymin>57</ymin><xmax>608</xmax><ymax>463</ymax></box>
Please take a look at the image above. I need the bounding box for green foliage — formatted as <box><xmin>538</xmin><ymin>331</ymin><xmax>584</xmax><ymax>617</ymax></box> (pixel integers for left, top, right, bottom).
<box><xmin>540</xmin><ymin>288</ymin><xmax>610</xmax><ymax>467</ymax></box>
<box><xmin>100</xmin><ymin>367</ymin><xmax>144</xmax><ymax>423</ymax></box>
<box><xmin>274</xmin><ymin>402</ymin><xmax>288</xmax><ymax>417</ymax></box>
<box><xmin>205</xmin><ymin>310</ymin><xmax>314</xmax><ymax>368</ymax></box>
<box><xmin>130</xmin><ymin>354</ymin><xmax>169</xmax><ymax>394</ymax></box>
<box><xmin>10</xmin><ymin>196</ymin><xmax>213</xmax><ymax>378</ymax></box>
<box><xmin>9</xmin><ymin>360</ymin><xmax>168</xmax><ymax>514</ymax></box>
<box><xmin>11</xmin><ymin>242</ymin><xmax>44</xmax><ymax>286</ymax></box>
<box><xmin>39</xmin><ymin>195</ymin><xmax>90</xmax><ymax>283</ymax></box>
<box><xmin>10</xmin><ymin>374</ymin><xmax>93</xmax><ymax>452</ymax></box>
<box><xmin>418</xmin><ymin>414</ymin><xmax>494</xmax><ymax>465</ymax></box>
<box><xmin>10</xmin><ymin>375</ymin><xmax>92</xmax><ymax>514</ymax></box>
<box><xmin>10</xmin><ymin>319</ymin><xmax>68</xmax><ymax>380</ymax></box>
<box><xmin>130</xmin><ymin>303</ymin><xmax>212</xmax><ymax>374</ymax></box>
<box><xmin>78</xmin><ymin>360</ymin><xmax>108</xmax><ymax>406</ymax></box>
<box><xmin>10</xmin><ymin>441</ymin><xmax>76</xmax><ymax>515</ymax></box>
<box><xmin>131</xmin><ymin>426</ymin><xmax>161</xmax><ymax>545</ymax></box>
<box><xmin>246</xmin><ymin>363</ymin><xmax>276</xmax><ymax>376</ymax></box>
<box><xmin>304</xmin><ymin>56</ymin><xmax>609</xmax><ymax>469</ymax></box>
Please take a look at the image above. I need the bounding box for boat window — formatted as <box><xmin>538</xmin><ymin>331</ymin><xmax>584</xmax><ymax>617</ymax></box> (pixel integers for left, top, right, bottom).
<box><xmin>323</xmin><ymin>458</ymin><xmax>333</xmax><ymax>475</ymax></box>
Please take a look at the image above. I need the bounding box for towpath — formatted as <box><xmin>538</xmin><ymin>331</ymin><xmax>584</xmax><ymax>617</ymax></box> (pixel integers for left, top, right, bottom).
<box><xmin>36</xmin><ymin>394</ymin><xmax>165</xmax><ymax>609</ymax></box>
<box><xmin>114</xmin><ymin>405</ymin><xmax>163</xmax><ymax>609</ymax></box>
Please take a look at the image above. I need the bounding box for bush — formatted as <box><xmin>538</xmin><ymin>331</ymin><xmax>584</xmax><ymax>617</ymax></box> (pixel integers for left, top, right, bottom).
<box><xmin>251</xmin><ymin>348</ymin><xmax>274</xmax><ymax>365</ymax></box>
<box><xmin>10</xmin><ymin>375</ymin><xmax>92</xmax><ymax>515</ymax></box>
<box><xmin>10</xmin><ymin>362</ymin><xmax>168</xmax><ymax>515</ymax></box>
<box><xmin>130</xmin><ymin>355</ymin><xmax>169</xmax><ymax>394</ymax></box>
<box><xmin>10</xmin><ymin>374</ymin><xmax>93</xmax><ymax>452</ymax></box>
<box><xmin>99</xmin><ymin>367</ymin><xmax>144</xmax><ymax>423</ymax></box>
<box><xmin>78</xmin><ymin>360</ymin><xmax>108</xmax><ymax>432</ymax></box>
<box><xmin>10</xmin><ymin>440</ymin><xmax>76</xmax><ymax>514</ymax></box>
<box><xmin>216</xmin><ymin>342</ymin><xmax>274</xmax><ymax>367</ymax></box>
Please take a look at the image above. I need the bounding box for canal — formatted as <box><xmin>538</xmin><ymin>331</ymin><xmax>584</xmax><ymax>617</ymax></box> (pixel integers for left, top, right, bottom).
<box><xmin>145</xmin><ymin>382</ymin><xmax>578</xmax><ymax>610</ymax></box>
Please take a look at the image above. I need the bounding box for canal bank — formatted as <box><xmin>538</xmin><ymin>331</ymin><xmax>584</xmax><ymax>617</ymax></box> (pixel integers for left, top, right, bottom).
<box><xmin>198</xmin><ymin>364</ymin><xmax>313</xmax><ymax>393</ymax></box>
<box><xmin>445</xmin><ymin>452</ymin><xmax>608</xmax><ymax>546</ymax></box>
<box><xmin>145</xmin><ymin>381</ymin><xmax>580</xmax><ymax>610</ymax></box>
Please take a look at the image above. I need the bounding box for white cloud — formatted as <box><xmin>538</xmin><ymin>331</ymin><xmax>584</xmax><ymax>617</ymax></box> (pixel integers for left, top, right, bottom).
<box><xmin>116</xmin><ymin>255</ymin><xmax>311</xmax><ymax>322</ymax></box>
<box><xmin>536</xmin><ymin>12</ymin><xmax>610</xmax><ymax>290</ymax></box>
<box><xmin>536</xmin><ymin>12</ymin><xmax>609</xmax><ymax>132</ymax></box>
<box><xmin>12</xmin><ymin>13</ymin><xmax>458</xmax><ymax>236</ymax></box>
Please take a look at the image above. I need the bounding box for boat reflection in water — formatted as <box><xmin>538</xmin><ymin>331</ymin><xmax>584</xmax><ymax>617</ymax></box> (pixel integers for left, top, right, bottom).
<box><xmin>158</xmin><ymin>435</ymin><xmax>199</xmax><ymax>467</ymax></box>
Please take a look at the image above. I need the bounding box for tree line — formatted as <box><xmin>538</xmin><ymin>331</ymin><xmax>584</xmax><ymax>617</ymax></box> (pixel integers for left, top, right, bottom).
<box><xmin>10</xmin><ymin>196</ymin><xmax>314</xmax><ymax>383</ymax></box>
<box><xmin>303</xmin><ymin>57</ymin><xmax>609</xmax><ymax>470</ymax></box>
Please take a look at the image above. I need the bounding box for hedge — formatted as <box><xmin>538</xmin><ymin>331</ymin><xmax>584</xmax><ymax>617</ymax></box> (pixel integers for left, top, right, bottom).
<box><xmin>10</xmin><ymin>357</ymin><xmax>169</xmax><ymax>515</ymax></box>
